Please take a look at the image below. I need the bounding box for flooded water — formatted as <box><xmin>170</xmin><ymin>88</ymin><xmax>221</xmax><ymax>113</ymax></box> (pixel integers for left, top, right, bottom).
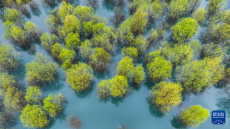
<box><xmin>0</xmin><ymin>0</ymin><xmax>230</xmax><ymax>129</ymax></box>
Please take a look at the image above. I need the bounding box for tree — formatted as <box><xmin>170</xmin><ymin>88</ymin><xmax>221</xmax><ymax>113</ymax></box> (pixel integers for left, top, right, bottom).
<box><xmin>144</xmin><ymin>50</ymin><xmax>162</xmax><ymax>64</ymax></box>
<box><xmin>179</xmin><ymin>105</ymin><xmax>210</xmax><ymax>127</ymax></box>
<box><xmin>89</xmin><ymin>47</ymin><xmax>111</xmax><ymax>72</ymax></box>
<box><xmin>63</xmin><ymin>15</ymin><xmax>80</xmax><ymax>34</ymax></box>
<box><xmin>4</xmin><ymin>87</ymin><xmax>25</xmax><ymax>112</ymax></box>
<box><xmin>58</xmin><ymin>48</ymin><xmax>75</xmax><ymax>62</ymax></box>
<box><xmin>65</xmin><ymin>32</ymin><xmax>80</xmax><ymax>50</ymax></box>
<box><xmin>80</xmin><ymin>39</ymin><xmax>92</xmax><ymax>60</ymax></box>
<box><xmin>25</xmin><ymin>53</ymin><xmax>58</xmax><ymax>84</ymax></box>
<box><xmin>130</xmin><ymin>6</ymin><xmax>148</xmax><ymax>35</ymax></box>
<box><xmin>133</xmin><ymin>35</ymin><xmax>149</xmax><ymax>55</ymax></box>
<box><xmin>67</xmin><ymin>115</ymin><xmax>82</xmax><ymax>129</ymax></box>
<box><xmin>131</xmin><ymin>65</ymin><xmax>145</xmax><ymax>86</ymax></box>
<box><xmin>40</xmin><ymin>33</ymin><xmax>58</xmax><ymax>52</ymax></box>
<box><xmin>4</xmin><ymin>8</ymin><xmax>23</xmax><ymax>27</ymax></box>
<box><xmin>0</xmin><ymin>44</ymin><xmax>20</xmax><ymax>71</ymax></box>
<box><xmin>20</xmin><ymin>104</ymin><xmax>49</xmax><ymax>128</ymax></box>
<box><xmin>117</xmin><ymin>57</ymin><xmax>134</xmax><ymax>78</ymax></box>
<box><xmin>176</xmin><ymin>57</ymin><xmax>224</xmax><ymax>93</ymax></box>
<box><xmin>171</xmin><ymin>17</ymin><xmax>199</xmax><ymax>43</ymax></box>
<box><xmin>150</xmin><ymin>81</ymin><xmax>183</xmax><ymax>113</ymax></box>
<box><xmin>207</xmin><ymin>0</ymin><xmax>225</xmax><ymax>16</ymax></box>
<box><xmin>109</xmin><ymin>75</ymin><xmax>128</xmax><ymax>97</ymax></box>
<box><xmin>200</xmin><ymin>43</ymin><xmax>225</xmax><ymax>59</ymax></box>
<box><xmin>43</xmin><ymin>93</ymin><xmax>65</xmax><ymax>117</ymax></box>
<box><xmin>191</xmin><ymin>7</ymin><xmax>207</xmax><ymax>23</ymax></box>
<box><xmin>10</xmin><ymin>25</ymin><xmax>26</xmax><ymax>45</ymax></box>
<box><xmin>92</xmin><ymin>33</ymin><xmax>113</xmax><ymax>53</ymax></box>
<box><xmin>110</xmin><ymin>7</ymin><xmax>125</xmax><ymax>27</ymax></box>
<box><xmin>66</xmin><ymin>62</ymin><xmax>94</xmax><ymax>92</ymax></box>
<box><xmin>167</xmin><ymin>43</ymin><xmax>194</xmax><ymax>66</ymax></box>
<box><xmin>147</xmin><ymin>57</ymin><xmax>172</xmax><ymax>81</ymax></box>
<box><xmin>57</xmin><ymin>1</ymin><xmax>74</xmax><ymax>20</ymax></box>
<box><xmin>129</xmin><ymin>0</ymin><xmax>146</xmax><ymax>14</ymax></box>
<box><xmin>25</xmin><ymin>22</ymin><xmax>41</xmax><ymax>40</ymax></box>
<box><xmin>169</xmin><ymin>0</ymin><xmax>189</xmax><ymax>19</ymax></box>
<box><xmin>121</xmin><ymin>47</ymin><xmax>138</xmax><ymax>61</ymax></box>
<box><xmin>25</xmin><ymin>86</ymin><xmax>42</xmax><ymax>104</ymax></box>
<box><xmin>73</xmin><ymin>6</ymin><xmax>94</xmax><ymax>23</ymax></box>
<box><xmin>45</xmin><ymin>15</ymin><xmax>59</xmax><ymax>33</ymax></box>
<box><xmin>51</xmin><ymin>43</ymin><xmax>63</xmax><ymax>59</ymax></box>
<box><xmin>0</xmin><ymin>73</ymin><xmax>16</xmax><ymax>91</ymax></box>
<box><xmin>211</xmin><ymin>23</ymin><xmax>230</xmax><ymax>46</ymax></box>
<box><xmin>98</xmin><ymin>80</ymin><xmax>110</xmax><ymax>98</ymax></box>
<box><xmin>148</xmin><ymin>0</ymin><xmax>164</xmax><ymax>22</ymax></box>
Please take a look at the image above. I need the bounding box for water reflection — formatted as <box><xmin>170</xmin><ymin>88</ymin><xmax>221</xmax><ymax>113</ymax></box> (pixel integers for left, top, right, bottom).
<box><xmin>170</xmin><ymin>116</ymin><xmax>188</xmax><ymax>129</ymax></box>
<box><xmin>146</xmin><ymin>98</ymin><xmax>164</xmax><ymax>118</ymax></box>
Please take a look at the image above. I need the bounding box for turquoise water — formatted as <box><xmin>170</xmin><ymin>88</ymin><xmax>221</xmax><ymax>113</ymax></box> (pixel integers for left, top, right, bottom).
<box><xmin>0</xmin><ymin>0</ymin><xmax>230</xmax><ymax>129</ymax></box>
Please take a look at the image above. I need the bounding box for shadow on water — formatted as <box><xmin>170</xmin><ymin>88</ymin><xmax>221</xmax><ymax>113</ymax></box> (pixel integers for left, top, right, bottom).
<box><xmin>216</xmin><ymin>96</ymin><xmax>230</xmax><ymax>117</ymax></box>
<box><xmin>102</xmin><ymin>0</ymin><xmax>115</xmax><ymax>12</ymax></box>
<box><xmin>111</xmin><ymin>96</ymin><xmax>125</xmax><ymax>107</ymax></box>
<box><xmin>146</xmin><ymin>98</ymin><xmax>164</xmax><ymax>118</ymax></box>
<box><xmin>94</xmin><ymin>70</ymin><xmax>111</xmax><ymax>79</ymax></box>
<box><xmin>31</xmin><ymin>6</ymin><xmax>42</xmax><ymax>17</ymax></box>
<box><xmin>170</xmin><ymin>116</ymin><xmax>188</xmax><ymax>129</ymax></box>
<box><xmin>74</xmin><ymin>80</ymin><xmax>96</xmax><ymax>99</ymax></box>
<box><xmin>143</xmin><ymin>76</ymin><xmax>155</xmax><ymax>90</ymax></box>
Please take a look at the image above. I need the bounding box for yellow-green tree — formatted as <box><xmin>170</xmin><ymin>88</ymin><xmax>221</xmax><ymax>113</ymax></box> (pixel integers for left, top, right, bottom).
<box><xmin>133</xmin><ymin>35</ymin><xmax>149</xmax><ymax>55</ymax></box>
<box><xmin>176</xmin><ymin>57</ymin><xmax>224</xmax><ymax>93</ymax></box>
<box><xmin>65</xmin><ymin>32</ymin><xmax>80</xmax><ymax>50</ymax></box>
<box><xmin>43</xmin><ymin>93</ymin><xmax>65</xmax><ymax>117</ymax></box>
<box><xmin>131</xmin><ymin>65</ymin><xmax>145</xmax><ymax>86</ymax></box>
<box><xmin>63</xmin><ymin>15</ymin><xmax>80</xmax><ymax>34</ymax></box>
<box><xmin>147</xmin><ymin>57</ymin><xmax>172</xmax><ymax>81</ymax></box>
<box><xmin>121</xmin><ymin>47</ymin><xmax>138</xmax><ymax>61</ymax></box>
<box><xmin>66</xmin><ymin>62</ymin><xmax>94</xmax><ymax>92</ymax></box>
<box><xmin>20</xmin><ymin>104</ymin><xmax>49</xmax><ymax>128</ymax></box>
<box><xmin>179</xmin><ymin>105</ymin><xmax>210</xmax><ymax>127</ymax></box>
<box><xmin>169</xmin><ymin>0</ymin><xmax>189</xmax><ymax>19</ymax></box>
<box><xmin>80</xmin><ymin>39</ymin><xmax>92</xmax><ymax>60</ymax></box>
<box><xmin>25</xmin><ymin>86</ymin><xmax>42</xmax><ymax>104</ymax></box>
<box><xmin>25</xmin><ymin>22</ymin><xmax>41</xmax><ymax>40</ymax></box>
<box><xmin>0</xmin><ymin>44</ymin><xmax>20</xmax><ymax>71</ymax></box>
<box><xmin>109</xmin><ymin>75</ymin><xmax>128</xmax><ymax>97</ymax></box>
<box><xmin>25</xmin><ymin>53</ymin><xmax>58</xmax><ymax>84</ymax></box>
<box><xmin>57</xmin><ymin>1</ymin><xmax>74</xmax><ymax>20</ymax></box>
<box><xmin>191</xmin><ymin>7</ymin><xmax>208</xmax><ymax>24</ymax></box>
<box><xmin>98</xmin><ymin>80</ymin><xmax>110</xmax><ymax>98</ymax></box>
<box><xmin>89</xmin><ymin>47</ymin><xmax>111</xmax><ymax>72</ymax></box>
<box><xmin>171</xmin><ymin>17</ymin><xmax>199</xmax><ymax>43</ymax></box>
<box><xmin>0</xmin><ymin>73</ymin><xmax>16</xmax><ymax>91</ymax></box>
<box><xmin>150</xmin><ymin>81</ymin><xmax>183</xmax><ymax>113</ymax></box>
<box><xmin>73</xmin><ymin>6</ymin><xmax>94</xmax><ymax>22</ymax></box>
<box><xmin>117</xmin><ymin>56</ymin><xmax>134</xmax><ymax>78</ymax></box>
<box><xmin>92</xmin><ymin>33</ymin><xmax>113</xmax><ymax>53</ymax></box>
<box><xmin>40</xmin><ymin>33</ymin><xmax>58</xmax><ymax>52</ymax></box>
<box><xmin>4</xmin><ymin>8</ymin><xmax>23</xmax><ymax>27</ymax></box>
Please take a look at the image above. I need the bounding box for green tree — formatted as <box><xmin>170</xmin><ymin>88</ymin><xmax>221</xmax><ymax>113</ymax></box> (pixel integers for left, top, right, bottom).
<box><xmin>63</xmin><ymin>15</ymin><xmax>80</xmax><ymax>34</ymax></box>
<box><xmin>51</xmin><ymin>43</ymin><xmax>63</xmax><ymax>59</ymax></box>
<box><xmin>25</xmin><ymin>86</ymin><xmax>42</xmax><ymax>104</ymax></box>
<box><xmin>58</xmin><ymin>48</ymin><xmax>75</xmax><ymax>62</ymax></box>
<box><xmin>147</xmin><ymin>57</ymin><xmax>172</xmax><ymax>81</ymax></box>
<box><xmin>148</xmin><ymin>0</ymin><xmax>164</xmax><ymax>21</ymax></box>
<box><xmin>117</xmin><ymin>57</ymin><xmax>134</xmax><ymax>78</ymax></box>
<box><xmin>144</xmin><ymin>50</ymin><xmax>162</xmax><ymax>64</ymax></box>
<box><xmin>171</xmin><ymin>17</ymin><xmax>199</xmax><ymax>43</ymax></box>
<box><xmin>176</xmin><ymin>57</ymin><xmax>224</xmax><ymax>93</ymax></box>
<box><xmin>57</xmin><ymin>1</ymin><xmax>74</xmax><ymax>20</ymax></box>
<box><xmin>20</xmin><ymin>104</ymin><xmax>49</xmax><ymax>128</ymax></box>
<box><xmin>43</xmin><ymin>93</ymin><xmax>65</xmax><ymax>117</ymax></box>
<box><xmin>4</xmin><ymin>87</ymin><xmax>25</xmax><ymax>112</ymax></box>
<box><xmin>45</xmin><ymin>15</ymin><xmax>59</xmax><ymax>33</ymax></box>
<box><xmin>80</xmin><ymin>39</ymin><xmax>92</xmax><ymax>60</ymax></box>
<box><xmin>98</xmin><ymin>80</ymin><xmax>110</xmax><ymax>98</ymax></box>
<box><xmin>169</xmin><ymin>0</ymin><xmax>189</xmax><ymax>19</ymax></box>
<box><xmin>40</xmin><ymin>33</ymin><xmax>58</xmax><ymax>52</ymax></box>
<box><xmin>211</xmin><ymin>23</ymin><xmax>230</xmax><ymax>46</ymax></box>
<box><xmin>133</xmin><ymin>35</ymin><xmax>149</xmax><ymax>55</ymax></box>
<box><xmin>179</xmin><ymin>105</ymin><xmax>210</xmax><ymax>127</ymax></box>
<box><xmin>73</xmin><ymin>6</ymin><xmax>94</xmax><ymax>22</ymax></box>
<box><xmin>11</xmin><ymin>25</ymin><xmax>26</xmax><ymax>45</ymax></box>
<box><xmin>25</xmin><ymin>22</ymin><xmax>40</xmax><ymax>40</ymax></box>
<box><xmin>109</xmin><ymin>75</ymin><xmax>128</xmax><ymax>97</ymax></box>
<box><xmin>0</xmin><ymin>73</ymin><xmax>16</xmax><ymax>92</ymax></box>
<box><xmin>129</xmin><ymin>0</ymin><xmax>146</xmax><ymax>14</ymax></box>
<box><xmin>150</xmin><ymin>81</ymin><xmax>183</xmax><ymax>113</ymax></box>
<box><xmin>207</xmin><ymin>0</ymin><xmax>225</xmax><ymax>16</ymax></box>
<box><xmin>0</xmin><ymin>44</ymin><xmax>20</xmax><ymax>71</ymax></box>
<box><xmin>92</xmin><ymin>33</ymin><xmax>113</xmax><ymax>53</ymax></box>
<box><xmin>65</xmin><ymin>32</ymin><xmax>80</xmax><ymax>50</ymax></box>
<box><xmin>4</xmin><ymin>8</ymin><xmax>23</xmax><ymax>27</ymax></box>
<box><xmin>191</xmin><ymin>7</ymin><xmax>208</xmax><ymax>23</ymax></box>
<box><xmin>66</xmin><ymin>62</ymin><xmax>93</xmax><ymax>92</ymax></box>
<box><xmin>89</xmin><ymin>47</ymin><xmax>111</xmax><ymax>72</ymax></box>
<box><xmin>25</xmin><ymin>53</ymin><xmax>58</xmax><ymax>84</ymax></box>
<box><xmin>201</xmin><ymin>43</ymin><xmax>225</xmax><ymax>59</ymax></box>
<box><xmin>130</xmin><ymin>6</ymin><xmax>148</xmax><ymax>35</ymax></box>
<box><xmin>121</xmin><ymin>47</ymin><xmax>138</xmax><ymax>61</ymax></box>
<box><xmin>188</xmin><ymin>0</ymin><xmax>201</xmax><ymax>13</ymax></box>
<box><xmin>131</xmin><ymin>65</ymin><xmax>145</xmax><ymax>86</ymax></box>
